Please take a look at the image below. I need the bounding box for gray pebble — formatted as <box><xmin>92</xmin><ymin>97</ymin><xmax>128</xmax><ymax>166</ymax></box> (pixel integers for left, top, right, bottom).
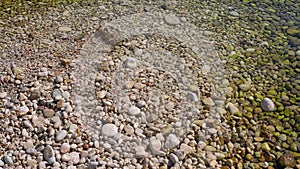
<box><xmin>227</xmin><ymin>103</ymin><xmax>239</xmax><ymax>114</ymax></box>
<box><xmin>44</xmin><ymin>108</ymin><xmax>55</xmax><ymax>118</ymax></box>
<box><xmin>124</xmin><ymin>57</ymin><xmax>137</xmax><ymax>69</ymax></box>
<box><xmin>56</xmin><ymin>130</ymin><xmax>68</xmax><ymax>141</ymax></box>
<box><xmin>165</xmin><ymin>134</ymin><xmax>180</xmax><ymax>149</ymax></box>
<box><xmin>0</xmin><ymin>159</ymin><xmax>4</xmax><ymax>166</ymax></box>
<box><xmin>19</xmin><ymin>106</ymin><xmax>29</xmax><ymax>113</ymax></box>
<box><xmin>3</xmin><ymin>154</ymin><xmax>13</xmax><ymax>165</ymax></box>
<box><xmin>128</xmin><ymin>106</ymin><xmax>141</xmax><ymax>116</ymax></box>
<box><xmin>69</xmin><ymin>152</ymin><xmax>80</xmax><ymax>164</ymax></box>
<box><xmin>170</xmin><ymin>153</ymin><xmax>179</xmax><ymax>164</ymax></box>
<box><xmin>44</xmin><ymin>145</ymin><xmax>55</xmax><ymax>164</ymax></box>
<box><xmin>88</xmin><ymin>162</ymin><xmax>98</xmax><ymax>169</ymax></box>
<box><xmin>163</xmin><ymin>14</ymin><xmax>181</xmax><ymax>25</ymax></box>
<box><xmin>261</xmin><ymin>97</ymin><xmax>275</xmax><ymax>111</ymax></box>
<box><xmin>149</xmin><ymin>139</ymin><xmax>161</xmax><ymax>153</ymax></box>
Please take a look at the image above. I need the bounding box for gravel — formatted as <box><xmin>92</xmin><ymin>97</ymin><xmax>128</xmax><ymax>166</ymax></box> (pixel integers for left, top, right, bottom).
<box><xmin>0</xmin><ymin>0</ymin><xmax>299</xmax><ymax>168</ymax></box>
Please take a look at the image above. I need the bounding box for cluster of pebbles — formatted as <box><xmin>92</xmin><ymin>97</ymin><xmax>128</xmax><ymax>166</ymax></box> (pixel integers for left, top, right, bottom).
<box><xmin>0</xmin><ymin>0</ymin><xmax>299</xmax><ymax>169</ymax></box>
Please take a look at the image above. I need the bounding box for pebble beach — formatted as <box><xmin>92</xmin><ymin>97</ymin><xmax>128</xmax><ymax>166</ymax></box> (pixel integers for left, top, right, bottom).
<box><xmin>0</xmin><ymin>1</ymin><xmax>299</xmax><ymax>169</ymax></box>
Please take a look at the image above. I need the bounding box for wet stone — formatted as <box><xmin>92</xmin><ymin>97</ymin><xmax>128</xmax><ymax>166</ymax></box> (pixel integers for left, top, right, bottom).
<box><xmin>261</xmin><ymin>97</ymin><xmax>275</xmax><ymax>111</ymax></box>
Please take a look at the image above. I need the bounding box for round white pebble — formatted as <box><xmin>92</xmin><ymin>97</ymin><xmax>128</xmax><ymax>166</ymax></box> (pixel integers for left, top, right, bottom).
<box><xmin>101</xmin><ymin>124</ymin><xmax>118</xmax><ymax>137</ymax></box>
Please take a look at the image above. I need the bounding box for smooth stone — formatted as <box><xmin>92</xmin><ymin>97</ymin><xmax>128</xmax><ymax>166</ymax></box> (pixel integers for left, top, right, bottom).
<box><xmin>44</xmin><ymin>108</ymin><xmax>55</xmax><ymax>118</ymax></box>
<box><xmin>58</xmin><ymin>26</ymin><xmax>72</xmax><ymax>32</ymax></box>
<box><xmin>202</xmin><ymin>97</ymin><xmax>215</xmax><ymax>106</ymax></box>
<box><xmin>3</xmin><ymin>155</ymin><xmax>13</xmax><ymax>165</ymax></box>
<box><xmin>0</xmin><ymin>92</ymin><xmax>7</xmax><ymax>99</ymax></box>
<box><xmin>124</xmin><ymin>57</ymin><xmax>137</xmax><ymax>69</ymax></box>
<box><xmin>70</xmin><ymin>152</ymin><xmax>80</xmax><ymax>164</ymax></box>
<box><xmin>60</xmin><ymin>143</ymin><xmax>70</xmax><ymax>153</ymax></box>
<box><xmin>227</xmin><ymin>103</ymin><xmax>239</xmax><ymax>114</ymax></box>
<box><xmin>101</xmin><ymin>124</ymin><xmax>118</xmax><ymax>137</ymax></box>
<box><xmin>214</xmin><ymin>152</ymin><xmax>226</xmax><ymax>160</ymax></box>
<box><xmin>0</xmin><ymin>160</ymin><xmax>4</xmax><ymax>166</ymax></box>
<box><xmin>56</xmin><ymin>130</ymin><xmax>68</xmax><ymax>141</ymax></box>
<box><xmin>170</xmin><ymin>153</ymin><xmax>179</xmax><ymax>164</ymax></box>
<box><xmin>44</xmin><ymin>145</ymin><xmax>55</xmax><ymax>164</ymax></box>
<box><xmin>137</xmin><ymin>101</ymin><xmax>146</xmax><ymax>107</ymax></box>
<box><xmin>134</xmin><ymin>49</ymin><xmax>143</xmax><ymax>56</ymax></box>
<box><xmin>204</xmin><ymin>145</ymin><xmax>217</xmax><ymax>152</ymax></box>
<box><xmin>88</xmin><ymin>162</ymin><xmax>98</xmax><ymax>169</ymax></box>
<box><xmin>186</xmin><ymin>92</ymin><xmax>198</xmax><ymax>102</ymax></box>
<box><xmin>262</xmin><ymin>142</ymin><xmax>271</xmax><ymax>151</ymax></box>
<box><xmin>163</xmin><ymin>14</ymin><xmax>181</xmax><ymax>25</ymax></box>
<box><xmin>61</xmin><ymin>154</ymin><xmax>71</xmax><ymax>162</ymax></box>
<box><xmin>261</xmin><ymin>97</ymin><xmax>275</xmax><ymax>111</ymax></box>
<box><xmin>128</xmin><ymin>106</ymin><xmax>141</xmax><ymax>116</ymax></box>
<box><xmin>149</xmin><ymin>139</ymin><xmax>162</xmax><ymax>153</ymax></box>
<box><xmin>165</xmin><ymin>134</ymin><xmax>180</xmax><ymax>149</ymax></box>
<box><xmin>134</xmin><ymin>146</ymin><xmax>148</xmax><ymax>158</ymax></box>
<box><xmin>20</xmin><ymin>106</ymin><xmax>29</xmax><ymax>113</ymax></box>
<box><xmin>23</xmin><ymin>140</ymin><xmax>34</xmax><ymax>150</ymax></box>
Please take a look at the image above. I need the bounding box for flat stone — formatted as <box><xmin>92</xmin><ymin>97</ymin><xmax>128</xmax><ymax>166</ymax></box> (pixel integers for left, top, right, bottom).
<box><xmin>214</xmin><ymin>152</ymin><xmax>226</xmax><ymax>160</ymax></box>
<box><xmin>261</xmin><ymin>97</ymin><xmax>275</xmax><ymax>111</ymax></box>
<box><xmin>134</xmin><ymin>49</ymin><xmax>143</xmax><ymax>56</ymax></box>
<box><xmin>165</xmin><ymin>134</ymin><xmax>180</xmax><ymax>149</ymax></box>
<box><xmin>101</xmin><ymin>124</ymin><xmax>118</xmax><ymax>137</ymax></box>
<box><xmin>124</xmin><ymin>57</ymin><xmax>137</xmax><ymax>69</ymax></box>
<box><xmin>56</xmin><ymin>130</ymin><xmax>68</xmax><ymax>141</ymax></box>
<box><xmin>128</xmin><ymin>106</ymin><xmax>141</xmax><ymax>116</ymax></box>
<box><xmin>163</xmin><ymin>14</ymin><xmax>181</xmax><ymax>25</ymax></box>
<box><xmin>44</xmin><ymin>108</ymin><xmax>55</xmax><ymax>118</ymax></box>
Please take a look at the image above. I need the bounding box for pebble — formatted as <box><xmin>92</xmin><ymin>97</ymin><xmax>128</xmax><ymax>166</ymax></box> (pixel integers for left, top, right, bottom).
<box><xmin>165</xmin><ymin>134</ymin><xmax>180</xmax><ymax>149</ymax></box>
<box><xmin>61</xmin><ymin>153</ymin><xmax>71</xmax><ymax>162</ymax></box>
<box><xmin>44</xmin><ymin>145</ymin><xmax>55</xmax><ymax>164</ymax></box>
<box><xmin>60</xmin><ymin>143</ymin><xmax>70</xmax><ymax>153</ymax></box>
<box><xmin>19</xmin><ymin>106</ymin><xmax>29</xmax><ymax>113</ymax></box>
<box><xmin>202</xmin><ymin>97</ymin><xmax>215</xmax><ymax>106</ymax></box>
<box><xmin>69</xmin><ymin>152</ymin><xmax>80</xmax><ymax>164</ymax></box>
<box><xmin>23</xmin><ymin>140</ymin><xmax>34</xmax><ymax>150</ymax></box>
<box><xmin>134</xmin><ymin>146</ymin><xmax>148</xmax><ymax>158</ymax></box>
<box><xmin>170</xmin><ymin>153</ymin><xmax>179</xmax><ymax>164</ymax></box>
<box><xmin>124</xmin><ymin>57</ymin><xmax>137</xmax><ymax>69</ymax></box>
<box><xmin>101</xmin><ymin>124</ymin><xmax>118</xmax><ymax>137</ymax></box>
<box><xmin>0</xmin><ymin>92</ymin><xmax>7</xmax><ymax>99</ymax></box>
<box><xmin>88</xmin><ymin>162</ymin><xmax>98</xmax><ymax>169</ymax></box>
<box><xmin>128</xmin><ymin>106</ymin><xmax>141</xmax><ymax>116</ymax></box>
<box><xmin>149</xmin><ymin>139</ymin><xmax>162</xmax><ymax>153</ymax></box>
<box><xmin>227</xmin><ymin>103</ymin><xmax>239</xmax><ymax>114</ymax></box>
<box><xmin>3</xmin><ymin>154</ymin><xmax>13</xmax><ymax>165</ymax></box>
<box><xmin>56</xmin><ymin>130</ymin><xmax>68</xmax><ymax>141</ymax></box>
<box><xmin>58</xmin><ymin>26</ymin><xmax>72</xmax><ymax>32</ymax></box>
<box><xmin>44</xmin><ymin>108</ymin><xmax>55</xmax><ymax>118</ymax></box>
<box><xmin>163</xmin><ymin>14</ymin><xmax>181</xmax><ymax>25</ymax></box>
<box><xmin>0</xmin><ymin>160</ymin><xmax>4</xmax><ymax>166</ymax></box>
<box><xmin>134</xmin><ymin>49</ymin><xmax>143</xmax><ymax>56</ymax></box>
<box><xmin>261</xmin><ymin>97</ymin><xmax>275</xmax><ymax>111</ymax></box>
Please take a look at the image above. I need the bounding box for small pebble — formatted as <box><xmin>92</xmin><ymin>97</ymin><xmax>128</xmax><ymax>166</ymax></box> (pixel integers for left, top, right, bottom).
<box><xmin>128</xmin><ymin>106</ymin><xmax>141</xmax><ymax>116</ymax></box>
<box><xmin>3</xmin><ymin>154</ymin><xmax>13</xmax><ymax>165</ymax></box>
<box><xmin>261</xmin><ymin>97</ymin><xmax>275</xmax><ymax>111</ymax></box>
<box><xmin>56</xmin><ymin>130</ymin><xmax>68</xmax><ymax>141</ymax></box>
<box><xmin>101</xmin><ymin>124</ymin><xmax>118</xmax><ymax>137</ymax></box>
